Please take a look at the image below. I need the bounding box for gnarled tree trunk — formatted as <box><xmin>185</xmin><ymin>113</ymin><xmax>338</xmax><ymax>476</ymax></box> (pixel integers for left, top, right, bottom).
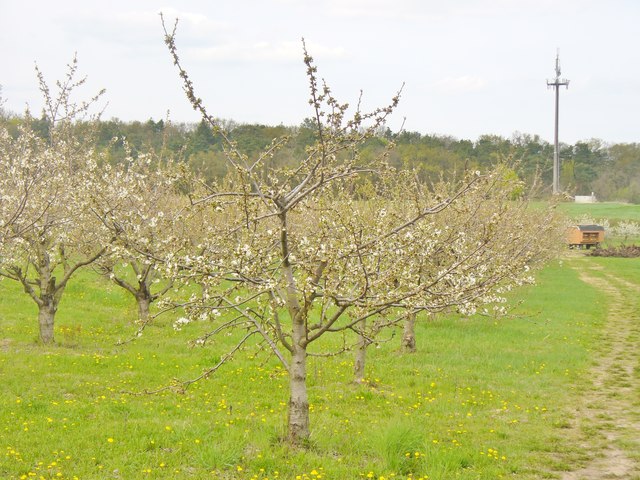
<box><xmin>136</xmin><ymin>294</ymin><xmax>152</xmax><ymax>323</ymax></box>
<box><xmin>37</xmin><ymin>298</ymin><xmax>57</xmax><ymax>344</ymax></box>
<box><xmin>288</xmin><ymin>329</ymin><xmax>310</xmax><ymax>444</ymax></box>
<box><xmin>402</xmin><ymin>312</ymin><xmax>417</xmax><ymax>353</ymax></box>
<box><xmin>353</xmin><ymin>321</ymin><xmax>369</xmax><ymax>383</ymax></box>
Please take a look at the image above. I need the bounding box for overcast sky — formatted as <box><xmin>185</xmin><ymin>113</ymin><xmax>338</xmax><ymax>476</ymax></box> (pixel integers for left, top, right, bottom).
<box><xmin>1</xmin><ymin>0</ymin><xmax>638</xmax><ymax>144</ymax></box>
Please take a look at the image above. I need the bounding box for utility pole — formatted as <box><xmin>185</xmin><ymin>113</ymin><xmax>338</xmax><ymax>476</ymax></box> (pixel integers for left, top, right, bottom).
<box><xmin>547</xmin><ymin>51</ymin><xmax>569</xmax><ymax>195</ymax></box>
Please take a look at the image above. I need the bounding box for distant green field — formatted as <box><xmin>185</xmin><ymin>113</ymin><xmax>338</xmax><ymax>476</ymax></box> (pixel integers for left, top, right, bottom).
<box><xmin>556</xmin><ymin>201</ymin><xmax>640</xmax><ymax>223</ymax></box>
<box><xmin>0</xmin><ymin>254</ymin><xmax>625</xmax><ymax>479</ymax></box>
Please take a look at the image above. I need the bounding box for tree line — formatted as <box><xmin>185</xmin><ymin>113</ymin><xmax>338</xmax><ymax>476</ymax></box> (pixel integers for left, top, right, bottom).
<box><xmin>2</xmin><ymin>107</ymin><xmax>639</xmax><ymax>204</ymax></box>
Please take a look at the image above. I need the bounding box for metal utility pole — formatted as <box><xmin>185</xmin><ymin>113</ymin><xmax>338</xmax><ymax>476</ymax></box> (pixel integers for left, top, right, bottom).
<box><xmin>547</xmin><ymin>51</ymin><xmax>569</xmax><ymax>195</ymax></box>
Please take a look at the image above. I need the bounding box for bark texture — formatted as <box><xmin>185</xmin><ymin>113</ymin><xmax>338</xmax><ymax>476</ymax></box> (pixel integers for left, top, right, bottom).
<box><xmin>136</xmin><ymin>295</ymin><xmax>152</xmax><ymax>323</ymax></box>
<box><xmin>353</xmin><ymin>327</ymin><xmax>368</xmax><ymax>383</ymax></box>
<box><xmin>288</xmin><ymin>344</ymin><xmax>310</xmax><ymax>444</ymax></box>
<box><xmin>402</xmin><ymin>312</ymin><xmax>417</xmax><ymax>353</ymax></box>
<box><xmin>38</xmin><ymin>301</ymin><xmax>57</xmax><ymax>344</ymax></box>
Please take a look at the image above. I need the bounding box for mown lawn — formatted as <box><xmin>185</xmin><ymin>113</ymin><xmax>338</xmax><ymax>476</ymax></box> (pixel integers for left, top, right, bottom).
<box><xmin>556</xmin><ymin>201</ymin><xmax>640</xmax><ymax>223</ymax></box>
<box><xmin>0</xmin><ymin>257</ymin><xmax>618</xmax><ymax>479</ymax></box>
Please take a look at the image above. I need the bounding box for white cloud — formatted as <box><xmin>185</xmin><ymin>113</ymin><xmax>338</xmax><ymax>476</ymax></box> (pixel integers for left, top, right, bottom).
<box><xmin>188</xmin><ymin>41</ymin><xmax>346</xmax><ymax>64</ymax></box>
<box><xmin>155</xmin><ymin>7</ymin><xmax>231</xmax><ymax>36</ymax></box>
<box><xmin>434</xmin><ymin>76</ymin><xmax>487</xmax><ymax>94</ymax></box>
<box><xmin>56</xmin><ymin>7</ymin><xmax>230</xmax><ymax>50</ymax></box>
<box><xmin>326</xmin><ymin>0</ymin><xmax>436</xmax><ymax>21</ymax></box>
<box><xmin>324</xmin><ymin>0</ymin><xmax>585</xmax><ymax>22</ymax></box>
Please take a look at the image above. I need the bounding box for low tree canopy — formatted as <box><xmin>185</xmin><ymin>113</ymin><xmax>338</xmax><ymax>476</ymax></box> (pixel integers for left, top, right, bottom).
<box><xmin>157</xmin><ymin>17</ymin><xmax>564</xmax><ymax>445</ymax></box>
<box><xmin>0</xmin><ymin>58</ymin><xmax>109</xmax><ymax>344</ymax></box>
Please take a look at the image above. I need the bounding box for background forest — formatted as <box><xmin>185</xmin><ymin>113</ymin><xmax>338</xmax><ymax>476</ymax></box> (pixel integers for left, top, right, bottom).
<box><xmin>1</xmin><ymin>107</ymin><xmax>639</xmax><ymax>203</ymax></box>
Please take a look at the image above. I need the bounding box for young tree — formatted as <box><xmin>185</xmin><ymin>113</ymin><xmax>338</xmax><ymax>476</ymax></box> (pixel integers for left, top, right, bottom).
<box><xmin>0</xmin><ymin>58</ymin><xmax>109</xmax><ymax>344</ymax></box>
<box><xmin>393</xmin><ymin>168</ymin><xmax>563</xmax><ymax>357</ymax></box>
<box><xmin>90</xmin><ymin>145</ymin><xmax>191</xmax><ymax>325</ymax></box>
<box><xmin>161</xmin><ymin>19</ymin><xmax>557</xmax><ymax>445</ymax></box>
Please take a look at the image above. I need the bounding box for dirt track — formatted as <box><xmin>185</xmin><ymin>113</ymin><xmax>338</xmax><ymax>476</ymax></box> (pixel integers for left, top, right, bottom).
<box><xmin>559</xmin><ymin>260</ymin><xmax>640</xmax><ymax>479</ymax></box>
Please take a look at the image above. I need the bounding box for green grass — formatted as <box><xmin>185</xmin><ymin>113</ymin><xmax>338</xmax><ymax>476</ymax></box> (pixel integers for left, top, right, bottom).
<box><xmin>0</xmin><ymin>258</ymin><xmax>627</xmax><ymax>479</ymax></box>
<box><xmin>586</xmin><ymin>255</ymin><xmax>640</xmax><ymax>283</ymax></box>
<box><xmin>556</xmin><ymin>201</ymin><xmax>640</xmax><ymax>223</ymax></box>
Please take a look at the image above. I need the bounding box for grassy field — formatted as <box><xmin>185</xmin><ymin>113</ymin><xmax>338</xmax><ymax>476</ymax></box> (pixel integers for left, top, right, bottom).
<box><xmin>2</xmin><ymin>250</ymin><xmax>632</xmax><ymax>479</ymax></box>
<box><xmin>556</xmin><ymin>201</ymin><xmax>640</xmax><ymax>223</ymax></box>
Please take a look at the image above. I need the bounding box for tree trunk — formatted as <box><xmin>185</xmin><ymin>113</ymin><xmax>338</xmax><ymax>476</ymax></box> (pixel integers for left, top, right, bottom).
<box><xmin>287</xmin><ymin>343</ymin><xmax>310</xmax><ymax>445</ymax></box>
<box><xmin>402</xmin><ymin>312</ymin><xmax>417</xmax><ymax>353</ymax></box>
<box><xmin>38</xmin><ymin>300</ymin><xmax>57</xmax><ymax>344</ymax></box>
<box><xmin>353</xmin><ymin>327</ymin><xmax>368</xmax><ymax>383</ymax></box>
<box><xmin>136</xmin><ymin>294</ymin><xmax>152</xmax><ymax>323</ymax></box>
<box><xmin>281</xmin><ymin>212</ymin><xmax>310</xmax><ymax>445</ymax></box>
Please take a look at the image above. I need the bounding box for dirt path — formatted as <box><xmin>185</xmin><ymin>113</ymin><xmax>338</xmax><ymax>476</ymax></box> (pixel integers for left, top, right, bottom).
<box><xmin>560</xmin><ymin>262</ymin><xmax>640</xmax><ymax>480</ymax></box>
